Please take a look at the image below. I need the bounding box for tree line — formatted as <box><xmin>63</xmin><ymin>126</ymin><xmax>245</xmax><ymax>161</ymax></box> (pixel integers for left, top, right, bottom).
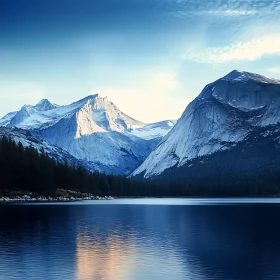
<box><xmin>0</xmin><ymin>136</ymin><xmax>172</xmax><ymax>197</ymax></box>
<box><xmin>1</xmin><ymin>133</ymin><xmax>280</xmax><ymax>198</ymax></box>
<box><xmin>155</xmin><ymin>124</ymin><xmax>280</xmax><ymax>197</ymax></box>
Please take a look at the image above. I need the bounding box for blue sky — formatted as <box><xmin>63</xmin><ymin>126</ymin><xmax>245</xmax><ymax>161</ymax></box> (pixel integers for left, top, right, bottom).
<box><xmin>1</xmin><ymin>0</ymin><xmax>280</xmax><ymax>122</ymax></box>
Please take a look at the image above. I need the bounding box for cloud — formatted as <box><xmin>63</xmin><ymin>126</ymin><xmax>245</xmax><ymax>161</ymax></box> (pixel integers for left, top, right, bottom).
<box><xmin>164</xmin><ymin>0</ymin><xmax>280</xmax><ymax>66</ymax></box>
<box><xmin>172</xmin><ymin>9</ymin><xmax>258</xmax><ymax>18</ymax></box>
<box><xmin>163</xmin><ymin>0</ymin><xmax>280</xmax><ymax>13</ymax></box>
<box><xmin>185</xmin><ymin>35</ymin><xmax>280</xmax><ymax>64</ymax></box>
<box><xmin>164</xmin><ymin>0</ymin><xmax>268</xmax><ymax>18</ymax></box>
<box><xmin>200</xmin><ymin>9</ymin><xmax>258</xmax><ymax>16</ymax></box>
<box><xmin>267</xmin><ymin>67</ymin><xmax>280</xmax><ymax>74</ymax></box>
<box><xmin>206</xmin><ymin>10</ymin><xmax>258</xmax><ymax>16</ymax></box>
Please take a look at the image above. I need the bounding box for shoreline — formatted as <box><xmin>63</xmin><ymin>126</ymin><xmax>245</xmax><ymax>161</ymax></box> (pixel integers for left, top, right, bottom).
<box><xmin>0</xmin><ymin>195</ymin><xmax>114</xmax><ymax>202</ymax></box>
<box><xmin>2</xmin><ymin>195</ymin><xmax>280</xmax><ymax>203</ymax></box>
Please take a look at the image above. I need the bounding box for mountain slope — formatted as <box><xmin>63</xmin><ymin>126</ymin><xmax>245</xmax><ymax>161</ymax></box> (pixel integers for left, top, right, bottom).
<box><xmin>0</xmin><ymin>126</ymin><xmax>91</xmax><ymax>170</ymax></box>
<box><xmin>154</xmin><ymin>124</ymin><xmax>280</xmax><ymax>195</ymax></box>
<box><xmin>33</xmin><ymin>95</ymin><xmax>156</xmax><ymax>175</ymax></box>
<box><xmin>39</xmin><ymin>124</ymin><xmax>156</xmax><ymax>175</ymax></box>
<box><xmin>131</xmin><ymin>70</ymin><xmax>280</xmax><ymax>179</ymax></box>
<box><xmin>0</xmin><ymin>94</ymin><xmax>175</xmax><ymax>175</ymax></box>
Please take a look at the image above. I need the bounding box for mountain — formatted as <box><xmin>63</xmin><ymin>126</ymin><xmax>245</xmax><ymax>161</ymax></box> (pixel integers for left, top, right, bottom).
<box><xmin>0</xmin><ymin>126</ymin><xmax>91</xmax><ymax>169</ymax></box>
<box><xmin>0</xmin><ymin>94</ymin><xmax>176</xmax><ymax>175</ymax></box>
<box><xmin>1</xmin><ymin>99</ymin><xmax>59</xmax><ymax>128</ymax></box>
<box><xmin>128</xmin><ymin>120</ymin><xmax>177</xmax><ymax>140</ymax></box>
<box><xmin>0</xmin><ymin>94</ymin><xmax>144</xmax><ymax>131</ymax></box>
<box><xmin>131</xmin><ymin>70</ymin><xmax>280</xmax><ymax>182</ymax></box>
<box><xmin>155</xmin><ymin>124</ymin><xmax>280</xmax><ymax>195</ymax></box>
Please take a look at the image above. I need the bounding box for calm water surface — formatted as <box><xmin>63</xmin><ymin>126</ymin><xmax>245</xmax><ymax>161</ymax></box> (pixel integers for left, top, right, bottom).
<box><xmin>1</xmin><ymin>198</ymin><xmax>280</xmax><ymax>280</ymax></box>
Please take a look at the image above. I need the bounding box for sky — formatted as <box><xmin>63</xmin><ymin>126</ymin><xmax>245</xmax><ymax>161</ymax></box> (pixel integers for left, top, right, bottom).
<box><xmin>1</xmin><ymin>0</ymin><xmax>280</xmax><ymax>122</ymax></box>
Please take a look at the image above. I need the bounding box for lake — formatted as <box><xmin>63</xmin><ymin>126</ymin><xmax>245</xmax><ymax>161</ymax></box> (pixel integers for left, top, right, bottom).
<box><xmin>1</xmin><ymin>198</ymin><xmax>280</xmax><ymax>280</ymax></box>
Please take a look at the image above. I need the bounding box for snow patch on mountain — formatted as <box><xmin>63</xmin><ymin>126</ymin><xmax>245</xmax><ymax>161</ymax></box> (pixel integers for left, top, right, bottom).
<box><xmin>128</xmin><ymin>120</ymin><xmax>177</xmax><ymax>140</ymax></box>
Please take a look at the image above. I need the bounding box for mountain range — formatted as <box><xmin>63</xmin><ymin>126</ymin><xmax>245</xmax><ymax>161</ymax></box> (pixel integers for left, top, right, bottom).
<box><xmin>0</xmin><ymin>94</ymin><xmax>176</xmax><ymax>175</ymax></box>
<box><xmin>1</xmin><ymin>69</ymin><xmax>280</xmax><ymax>190</ymax></box>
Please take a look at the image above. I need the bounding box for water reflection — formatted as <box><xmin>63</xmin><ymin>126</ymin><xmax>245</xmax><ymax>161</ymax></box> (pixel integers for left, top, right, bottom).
<box><xmin>74</xmin><ymin>204</ymin><xmax>224</xmax><ymax>280</ymax></box>
<box><xmin>1</xmin><ymin>200</ymin><xmax>280</xmax><ymax>280</ymax></box>
<box><xmin>76</xmin><ymin>234</ymin><xmax>135</xmax><ymax>280</ymax></box>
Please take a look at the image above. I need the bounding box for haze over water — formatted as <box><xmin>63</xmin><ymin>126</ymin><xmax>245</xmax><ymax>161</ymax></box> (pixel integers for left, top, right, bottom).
<box><xmin>0</xmin><ymin>198</ymin><xmax>280</xmax><ymax>280</ymax></box>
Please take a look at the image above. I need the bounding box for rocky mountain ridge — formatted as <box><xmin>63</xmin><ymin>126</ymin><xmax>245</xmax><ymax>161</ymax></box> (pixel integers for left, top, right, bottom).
<box><xmin>131</xmin><ymin>70</ymin><xmax>280</xmax><ymax>179</ymax></box>
<box><xmin>0</xmin><ymin>94</ymin><xmax>176</xmax><ymax>175</ymax></box>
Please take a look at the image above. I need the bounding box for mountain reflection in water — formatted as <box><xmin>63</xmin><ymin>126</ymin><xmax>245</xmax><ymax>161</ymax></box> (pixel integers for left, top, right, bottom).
<box><xmin>0</xmin><ymin>199</ymin><xmax>280</xmax><ymax>280</ymax></box>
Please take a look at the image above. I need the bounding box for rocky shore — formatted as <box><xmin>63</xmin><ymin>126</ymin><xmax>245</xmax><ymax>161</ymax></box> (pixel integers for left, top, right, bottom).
<box><xmin>0</xmin><ymin>189</ymin><xmax>114</xmax><ymax>202</ymax></box>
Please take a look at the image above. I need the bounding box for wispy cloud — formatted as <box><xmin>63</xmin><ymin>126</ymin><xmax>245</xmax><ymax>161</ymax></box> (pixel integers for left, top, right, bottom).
<box><xmin>172</xmin><ymin>9</ymin><xmax>258</xmax><ymax>18</ymax></box>
<box><xmin>203</xmin><ymin>9</ymin><xmax>258</xmax><ymax>16</ymax></box>
<box><xmin>267</xmin><ymin>67</ymin><xmax>280</xmax><ymax>74</ymax></box>
<box><xmin>164</xmin><ymin>0</ymin><xmax>280</xmax><ymax>65</ymax></box>
<box><xmin>185</xmin><ymin>35</ymin><xmax>280</xmax><ymax>64</ymax></box>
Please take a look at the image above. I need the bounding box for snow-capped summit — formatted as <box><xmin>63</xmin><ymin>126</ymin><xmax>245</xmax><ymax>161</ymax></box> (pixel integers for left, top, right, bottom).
<box><xmin>0</xmin><ymin>94</ymin><xmax>146</xmax><ymax>131</ymax></box>
<box><xmin>34</xmin><ymin>99</ymin><xmax>59</xmax><ymax>111</ymax></box>
<box><xmin>75</xmin><ymin>94</ymin><xmax>145</xmax><ymax>132</ymax></box>
<box><xmin>10</xmin><ymin>105</ymin><xmax>35</xmax><ymax>127</ymax></box>
<box><xmin>0</xmin><ymin>94</ymin><xmax>175</xmax><ymax>175</ymax></box>
<box><xmin>7</xmin><ymin>99</ymin><xmax>59</xmax><ymax>127</ymax></box>
<box><xmin>131</xmin><ymin>70</ymin><xmax>280</xmax><ymax>179</ymax></box>
<box><xmin>222</xmin><ymin>70</ymin><xmax>280</xmax><ymax>85</ymax></box>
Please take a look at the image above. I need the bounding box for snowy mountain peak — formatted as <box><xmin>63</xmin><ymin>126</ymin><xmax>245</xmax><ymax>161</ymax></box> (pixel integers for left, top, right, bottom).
<box><xmin>10</xmin><ymin>105</ymin><xmax>35</xmax><ymax>126</ymax></box>
<box><xmin>221</xmin><ymin>70</ymin><xmax>280</xmax><ymax>84</ymax></box>
<box><xmin>34</xmin><ymin>99</ymin><xmax>58</xmax><ymax>111</ymax></box>
<box><xmin>0</xmin><ymin>94</ymin><xmax>176</xmax><ymax>175</ymax></box>
<box><xmin>74</xmin><ymin>94</ymin><xmax>116</xmax><ymax>111</ymax></box>
<box><xmin>131</xmin><ymin>71</ymin><xmax>280</xmax><ymax>179</ymax></box>
<box><xmin>21</xmin><ymin>104</ymin><xmax>35</xmax><ymax>113</ymax></box>
<box><xmin>77</xmin><ymin>94</ymin><xmax>99</xmax><ymax>103</ymax></box>
<box><xmin>0</xmin><ymin>94</ymin><xmax>146</xmax><ymax>131</ymax></box>
<box><xmin>194</xmin><ymin>69</ymin><xmax>280</xmax><ymax>113</ymax></box>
